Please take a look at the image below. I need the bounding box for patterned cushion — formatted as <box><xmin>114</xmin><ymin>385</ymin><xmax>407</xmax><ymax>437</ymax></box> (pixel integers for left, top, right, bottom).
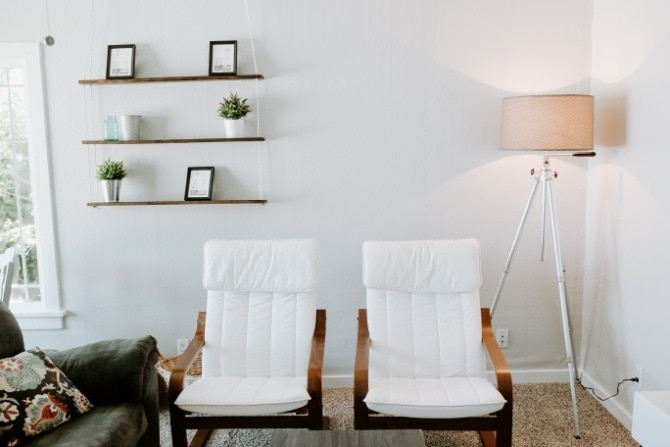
<box><xmin>0</xmin><ymin>348</ymin><xmax>93</xmax><ymax>446</ymax></box>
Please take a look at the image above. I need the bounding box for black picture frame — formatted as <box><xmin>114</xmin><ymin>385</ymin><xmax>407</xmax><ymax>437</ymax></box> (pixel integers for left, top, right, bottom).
<box><xmin>184</xmin><ymin>167</ymin><xmax>215</xmax><ymax>201</ymax></box>
<box><xmin>209</xmin><ymin>40</ymin><xmax>237</xmax><ymax>76</ymax></box>
<box><xmin>106</xmin><ymin>44</ymin><xmax>136</xmax><ymax>79</ymax></box>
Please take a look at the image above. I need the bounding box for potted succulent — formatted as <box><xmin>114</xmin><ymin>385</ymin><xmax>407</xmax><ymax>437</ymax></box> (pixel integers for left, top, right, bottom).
<box><xmin>97</xmin><ymin>158</ymin><xmax>127</xmax><ymax>202</ymax></box>
<box><xmin>217</xmin><ymin>92</ymin><xmax>251</xmax><ymax>138</ymax></box>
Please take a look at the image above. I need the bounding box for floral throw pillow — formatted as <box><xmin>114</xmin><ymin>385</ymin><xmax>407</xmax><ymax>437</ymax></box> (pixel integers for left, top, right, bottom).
<box><xmin>0</xmin><ymin>348</ymin><xmax>93</xmax><ymax>446</ymax></box>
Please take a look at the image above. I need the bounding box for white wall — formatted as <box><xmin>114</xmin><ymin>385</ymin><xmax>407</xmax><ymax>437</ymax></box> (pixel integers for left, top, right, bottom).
<box><xmin>582</xmin><ymin>0</ymin><xmax>670</xmax><ymax>428</ymax></box>
<box><xmin>2</xmin><ymin>1</ymin><xmax>593</xmax><ymax>384</ymax></box>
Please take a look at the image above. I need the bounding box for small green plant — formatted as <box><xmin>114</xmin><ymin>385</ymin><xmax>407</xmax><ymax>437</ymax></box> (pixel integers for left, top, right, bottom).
<box><xmin>96</xmin><ymin>159</ymin><xmax>127</xmax><ymax>180</ymax></box>
<box><xmin>217</xmin><ymin>92</ymin><xmax>251</xmax><ymax>120</ymax></box>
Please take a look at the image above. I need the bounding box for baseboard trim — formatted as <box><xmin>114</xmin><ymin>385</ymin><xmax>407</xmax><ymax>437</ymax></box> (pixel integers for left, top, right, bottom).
<box><xmin>506</xmin><ymin>368</ymin><xmax>573</xmax><ymax>384</ymax></box>
<box><xmin>323</xmin><ymin>376</ymin><xmax>353</xmax><ymax>388</ymax></box>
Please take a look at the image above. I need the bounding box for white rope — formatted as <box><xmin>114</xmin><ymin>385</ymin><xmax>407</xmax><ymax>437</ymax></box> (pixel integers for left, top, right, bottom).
<box><xmin>256</xmin><ymin>79</ymin><xmax>263</xmax><ymax>200</ymax></box>
<box><xmin>243</xmin><ymin>0</ymin><xmax>259</xmax><ymax>75</ymax></box>
<box><xmin>44</xmin><ymin>0</ymin><xmax>51</xmax><ymax>39</ymax></box>
<box><xmin>83</xmin><ymin>2</ymin><xmax>96</xmax><ymax>202</ymax></box>
<box><xmin>243</xmin><ymin>0</ymin><xmax>263</xmax><ymax>201</ymax></box>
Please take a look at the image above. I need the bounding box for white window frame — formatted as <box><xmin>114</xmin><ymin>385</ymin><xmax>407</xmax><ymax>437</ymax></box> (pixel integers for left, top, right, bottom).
<box><xmin>1</xmin><ymin>42</ymin><xmax>64</xmax><ymax>329</ymax></box>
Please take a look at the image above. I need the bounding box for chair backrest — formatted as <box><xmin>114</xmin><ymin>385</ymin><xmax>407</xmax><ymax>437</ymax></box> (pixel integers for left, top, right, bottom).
<box><xmin>1</xmin><ymin>247</ymin><xmax>15</xmax><ymax>306</ymax></box>
<box><xmin>362</xmin><ymin>239</ymin><xmax>485</xmax><ymax>379</ymax></box>
<box><xmin>201</xmin><ymin>239</ymin><xmax>317</xmax><ymax>378</ymax></box>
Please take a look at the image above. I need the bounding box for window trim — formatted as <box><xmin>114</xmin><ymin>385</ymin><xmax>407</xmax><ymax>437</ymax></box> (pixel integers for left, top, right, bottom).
<box><xmin>1</xmin><ymin>42</ymin><xmax>64</xmax><ymax>329</ymax></box>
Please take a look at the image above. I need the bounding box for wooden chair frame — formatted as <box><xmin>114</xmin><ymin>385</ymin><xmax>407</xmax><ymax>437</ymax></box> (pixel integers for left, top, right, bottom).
<box><xmin>354</xmin><ymin>307</ymin><xmax>513</xmax><ymax>447</ymax></box>
<box><xmin>169</xmin><ymin>309</ymin><xmax>329</xmax><ymax>447</ymax></box>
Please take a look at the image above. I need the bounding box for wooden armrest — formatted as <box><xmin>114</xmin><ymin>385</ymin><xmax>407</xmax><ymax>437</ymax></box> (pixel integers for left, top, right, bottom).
<box><xmin>354</xmin><ymin>309</ymin><xmax>370</xmax><ymax>404</ymax></box>
<box><xmin>306</xmin><ymin>309</ymin><xmax>327</xmax><ymax>428</ymax></box>
<box><xmin>168</xmin><ymin>311</ymin><xmax>206</xmax><ymax>404</ymax></box>
<box><xmin>354</xmin><ymin>309</ymin><xmax>370</xmax><ymax>428</ymax></box>
<box><xmin>307</xmin><ymin>309</ymin><xmax>327</xmax><ymax>396</ymax></box>
<box><xmin>481</xmin><ymin>308</ymin><xmax>513</xmax><ymax>402</ymax></box>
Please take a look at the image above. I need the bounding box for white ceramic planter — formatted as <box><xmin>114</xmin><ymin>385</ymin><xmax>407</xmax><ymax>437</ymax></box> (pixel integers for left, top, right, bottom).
<box><xmin>118</xmin><ymin>115</ymin><xmax>141</xmax><ymax>141</ymax></box>
<box><xmin>223</xmin><ymin>118</ymin><xmax>245</xmax><ymax>138</ymax></box>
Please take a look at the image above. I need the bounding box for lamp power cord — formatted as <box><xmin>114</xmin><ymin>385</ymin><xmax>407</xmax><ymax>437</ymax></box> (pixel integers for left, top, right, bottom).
<box><xmin>580</xmin><ymin>377</ymin><xmax>639</xmax><ymax>402</ymax></box>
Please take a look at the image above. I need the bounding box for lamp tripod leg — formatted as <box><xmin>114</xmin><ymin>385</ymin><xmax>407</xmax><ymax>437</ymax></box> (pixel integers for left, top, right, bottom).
<box><xmin>545</xmin><ymin>178</ymin><xmax>581</xmax><ymax>438</ymax></box>
<box><xmin>490</xmin><ymin>175</ymin><xmax>542</xmax><ymax>317</ymax></box>
<box><xmin>492</xmin><ymin>158</ymin><xmax>581</xmax><ymax>438</ymax></box>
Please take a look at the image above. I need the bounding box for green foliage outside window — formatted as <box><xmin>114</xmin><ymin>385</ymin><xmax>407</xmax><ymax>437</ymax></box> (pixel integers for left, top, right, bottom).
<box><xmin>0</xmin><ymin>67</ymin><xmax>40</xmax><ymax>299</ymax></box>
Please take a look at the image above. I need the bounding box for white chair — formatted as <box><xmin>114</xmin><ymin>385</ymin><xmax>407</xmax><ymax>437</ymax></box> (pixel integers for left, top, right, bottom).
<box><xmin>169</xmin><ymin>239</ymin><xmax>327</xmax><ymax>447</ymax></box>
<box><xmin>0</xmin><ymin>247</ymin><xmax>15</xmax><ymax>306</ymax></box>
<box><xmin>354</xmin><ymin>239</ymin><xmax>512</xmax><ymax>447</ymax></box>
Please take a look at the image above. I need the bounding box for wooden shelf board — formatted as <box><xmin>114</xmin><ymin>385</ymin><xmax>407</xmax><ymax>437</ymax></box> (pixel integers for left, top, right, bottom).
<box><xmin>87</xmin><ymin>199</ymin><xmax>267</xmax><ymax>208</ymax></box>
<box><xmin>79</xmin><ymin>74</ymin><xmax>263</xmax><ymax>85</ymax></box>
<box><xmin>82</xmin><ymin>137</ymin><xmax>265</xmax><ymax>145</ymax></box>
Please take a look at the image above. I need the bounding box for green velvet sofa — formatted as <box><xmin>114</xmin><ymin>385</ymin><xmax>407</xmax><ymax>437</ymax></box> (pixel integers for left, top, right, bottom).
<box><xmin>0</xmin><ymin>303</ymin><xmax>160</xmax><ymax>447</ymax></box>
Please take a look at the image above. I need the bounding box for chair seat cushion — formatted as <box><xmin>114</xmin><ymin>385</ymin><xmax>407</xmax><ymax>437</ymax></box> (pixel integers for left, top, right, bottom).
<box><xmin>365</xmin><ymin>377</ymin><xmax>506</xmax><ymax>419</ymax></box>
<box><xmin>174</xmin><ymin>376</ymin><xmax>310</xmax><ymax>416</ymax></box>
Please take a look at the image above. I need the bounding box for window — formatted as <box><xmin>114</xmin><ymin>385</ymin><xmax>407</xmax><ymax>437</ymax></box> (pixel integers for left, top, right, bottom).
<box><xmin>0</xmin><ymin>43</ymin><xmax>63</xmax><ymax>329</ymax></box>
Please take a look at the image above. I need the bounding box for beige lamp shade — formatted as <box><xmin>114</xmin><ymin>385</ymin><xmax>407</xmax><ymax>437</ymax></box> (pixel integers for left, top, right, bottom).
<box><xmin>500</xmin><ymin>94</ymin><xmax>594</xmax><ymax>151</ymax></box>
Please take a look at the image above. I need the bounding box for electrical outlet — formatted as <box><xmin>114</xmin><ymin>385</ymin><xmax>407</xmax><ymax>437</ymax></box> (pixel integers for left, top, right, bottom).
<box><xmin>635</xmin><ymin>363</ymin><xmax>643</xmax><ymax>388</ymax></box>
<box><xmin>496</xmin><ymin>329</ymin><xmax>509</xmax><ymax>348</ymax></box>
<box><xmin>177</xmin><ymin>338</ymin><xmax>190</xmax><ymax>354</ymax></box>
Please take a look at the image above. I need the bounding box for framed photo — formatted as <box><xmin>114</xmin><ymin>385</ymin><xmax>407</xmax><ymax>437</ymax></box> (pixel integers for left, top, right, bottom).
<box><xmin>184</xmin><ymin>167</ymin><xmax>215</xmax><ymax>201</ymax></box>
<box><xmin>209</xmin><ymin>40</ymin><xmax>237</xmax><ymax>75</ymax></box>
<box><xmin>106</xmin><ymin>44</ymin><xmax>136</xmax><ymax>79</ymax></box>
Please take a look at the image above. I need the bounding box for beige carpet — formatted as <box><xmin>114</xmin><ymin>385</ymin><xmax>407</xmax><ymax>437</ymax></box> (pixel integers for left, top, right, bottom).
<box><xmin>159</xmin><ymin>383</ymin><xmax>638</xmax><ymax>446</ymax></box>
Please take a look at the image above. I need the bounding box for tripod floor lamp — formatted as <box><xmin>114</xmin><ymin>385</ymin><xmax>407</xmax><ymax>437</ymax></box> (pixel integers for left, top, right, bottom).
<box><xmin>490</xmin><ymin>94</ymin><xmax>594</xmax><ymax>439</ymax></box>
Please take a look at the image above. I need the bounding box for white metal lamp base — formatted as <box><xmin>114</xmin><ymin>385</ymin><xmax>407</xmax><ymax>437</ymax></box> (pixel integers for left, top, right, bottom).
<box><xmin>491</xmin><ymin>155</ymin><xmax>581</xmax><ymax>438</ymax></box>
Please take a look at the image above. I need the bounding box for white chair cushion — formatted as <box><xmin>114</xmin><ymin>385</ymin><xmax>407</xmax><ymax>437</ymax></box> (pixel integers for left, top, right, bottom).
<box><xmin>201</xmin><ymin>239</ymin><xmax>317</xmax><ymax>379</ymax></box>
<box><xmin>174</xmin><ymin>376</ymin><xmax>310</xmax><ymax>416</ymax></box>
<box><xmin>362</xmin><ymin>239</ymin><xmax>482</xmax><ymax>293</ymax></box>
<box><xmin>203</xmin><ymin>291</ymin><xmax>316</xmax><ymax>377</ymax></box>
<box><xmin>366</xmin><ymin>290</ymin><xmax>485</xmax><ymax>378</ymax></box>
<box><xmin>365</xmin><ymin>377</ymin><xmax>506</xmax><ymax>419</ymax></box>
<box><xmin>203</xmin><ymin>239</ymin><xmax>317</xmax><ymax>292</ymax></box>
<box><xmin>184</xmin><ymin>239</ymin><xmax>317</xmax><ymax>418</ymax></box>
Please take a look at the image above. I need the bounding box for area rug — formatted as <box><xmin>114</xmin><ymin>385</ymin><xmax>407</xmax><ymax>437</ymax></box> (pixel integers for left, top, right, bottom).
<box><xmin>158</xmin><ymin>383</ymin><xmax>638</xmax><ymax>446</ymax></box>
